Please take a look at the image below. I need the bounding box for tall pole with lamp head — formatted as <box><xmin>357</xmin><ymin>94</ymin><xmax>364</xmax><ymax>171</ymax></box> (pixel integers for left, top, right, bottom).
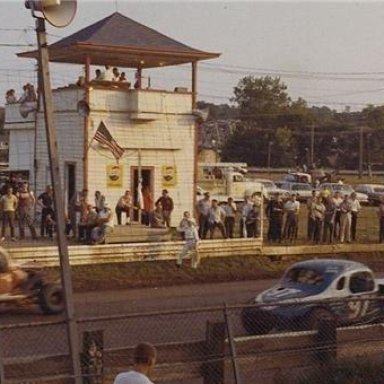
<box><xmin>24</xmin><ymin>1</ymin><xmax>81</xmax><ymax>382</ymax></box>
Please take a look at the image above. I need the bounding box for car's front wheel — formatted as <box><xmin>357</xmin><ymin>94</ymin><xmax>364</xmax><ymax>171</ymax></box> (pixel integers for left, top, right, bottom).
<box><xmin>38</xmin><ymin>284</ymin><xmax>64</xmax><ymax>315</ymax></box>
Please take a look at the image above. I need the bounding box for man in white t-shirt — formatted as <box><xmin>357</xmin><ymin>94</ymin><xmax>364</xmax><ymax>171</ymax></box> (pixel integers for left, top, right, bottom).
<box><xmin>114</xmin><ymin>342</ymin><xmax>157</xmax><ymax>384</ymax></box>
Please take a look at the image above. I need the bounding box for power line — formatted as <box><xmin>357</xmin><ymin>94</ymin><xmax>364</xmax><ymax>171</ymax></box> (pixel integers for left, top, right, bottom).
<box><xmin>0</xmin><ymin>44</ymin><xmax>35</xmax><ymax>47</ymax></box>
<box><xmin>201</xmin><ymin>62</ymin><xmax>384</xmax><ymax>77</ymax></box>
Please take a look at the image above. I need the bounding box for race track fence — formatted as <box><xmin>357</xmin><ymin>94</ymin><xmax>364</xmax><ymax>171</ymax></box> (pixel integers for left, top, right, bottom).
<box><xmin>2</xmin><ymin>299</ymin><xmax>384</xmax><ymax>383</ymax></box>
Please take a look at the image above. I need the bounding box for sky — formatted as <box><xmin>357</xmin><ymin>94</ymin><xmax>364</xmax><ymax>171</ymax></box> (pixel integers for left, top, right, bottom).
<box><xmin>2</xmin><ymin>0</ymin><xmax>384</xmax><ymax>111</ymax></box>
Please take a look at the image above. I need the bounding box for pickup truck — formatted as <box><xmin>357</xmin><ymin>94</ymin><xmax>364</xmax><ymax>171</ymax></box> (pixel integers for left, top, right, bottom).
<box><xmin>242</xmin><ymin>259</ymin><xmax>383</xmax><ymax>334</ymax></box>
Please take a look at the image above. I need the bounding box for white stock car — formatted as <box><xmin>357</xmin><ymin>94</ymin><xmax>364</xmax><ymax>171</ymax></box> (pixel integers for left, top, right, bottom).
<box><xmin>242</xmin><ymin>259</ymin><xmax>383</xmax><ymax>334</ymax></box>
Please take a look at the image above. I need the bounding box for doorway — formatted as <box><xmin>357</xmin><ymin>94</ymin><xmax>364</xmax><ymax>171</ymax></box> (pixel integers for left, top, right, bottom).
<box><xmin>64</xmin><ymin>162</ymin><xmax>76</xmax><ymax>212</ymax></box>
<box><xmin>131</xmin><ymin>167</ymin><xmax>153</xmax><ymax>222</ymax></box>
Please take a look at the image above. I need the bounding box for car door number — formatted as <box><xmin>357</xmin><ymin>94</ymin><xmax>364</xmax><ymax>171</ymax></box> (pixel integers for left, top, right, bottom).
<box><xmin>348</xmin><ymin>300</ymin><xmax>369</xmax><ymax>320</ymax></box>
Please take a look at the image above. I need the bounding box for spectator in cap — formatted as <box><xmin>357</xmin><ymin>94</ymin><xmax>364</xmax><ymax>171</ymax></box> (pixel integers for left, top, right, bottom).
<box><xmin>155</xmin><ymin>189</ymin><xmax>174</xmax><ymax>227</ymax></box>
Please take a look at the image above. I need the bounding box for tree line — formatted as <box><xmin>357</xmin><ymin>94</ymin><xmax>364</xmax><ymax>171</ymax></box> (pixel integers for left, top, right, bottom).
<box><xmin>198</xmin><ymin>76</ymin><xmax>384</xmax><ymax>171</ymax></box>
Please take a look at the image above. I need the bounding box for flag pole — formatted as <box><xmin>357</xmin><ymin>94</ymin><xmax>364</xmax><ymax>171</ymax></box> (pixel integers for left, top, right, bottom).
<box><xmin>138</xmin><ymin>148</ymin><xmax>142</xmax><ymax>223</ymax></box>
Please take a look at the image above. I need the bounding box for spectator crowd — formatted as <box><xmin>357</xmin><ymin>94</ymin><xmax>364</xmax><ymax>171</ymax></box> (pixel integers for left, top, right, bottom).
<box><xmin>195</xmin><ymin>188</ymin><xmax>384</xmax><ymax>245</ymax></box>
<box><xmin>1</xmin><ymin>176</ymin><xmax>384</xmax><ymax>248</ymax></box>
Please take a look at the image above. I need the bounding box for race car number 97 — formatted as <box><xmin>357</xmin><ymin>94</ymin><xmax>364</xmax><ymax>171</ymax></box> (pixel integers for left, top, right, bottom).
<box><xmin>348</xmin><ymin>300</ymin><xmax>369</xmax><ymax>320</ymax></box>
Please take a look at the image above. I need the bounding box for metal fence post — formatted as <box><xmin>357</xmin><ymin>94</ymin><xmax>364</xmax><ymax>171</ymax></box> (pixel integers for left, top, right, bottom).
<box><xmin>203</xmin><ymin>320</ymin><xmax>226</xmax><ymax>384</ymax></box>
<box><xmin>224</xmin><ymin>303</ymin><xmax>241</xmax><ymax>384</ymax></box>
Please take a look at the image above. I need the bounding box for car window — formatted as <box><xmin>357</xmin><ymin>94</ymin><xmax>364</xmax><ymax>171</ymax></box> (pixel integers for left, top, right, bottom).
<box><xmin>355</xmin><ymin>185</ymin><xmax>366</xmax><ymax>193</ymax></box>
<box><xmin>373</xmin><ymin>187</ymin><xmax>384</xmax><ymax>193</ymax></box>
<box><xmin>336</xmin><ymin>277</ymin><xmax>345</xmax><ymax>290</ymax></box>
<box><xmin>261</xmin><ymin>181</ymin><xmax>274</xmax><ymax>189</ymax></box>
<box><xmin>284</xmin><ymin>267</ymin><xmax>324</xmax><ymax>286</ymax></box>
<box><xmin>349</xmin><ymin>272</ymin><xmax>375</xmax><ymax>293</ymax></box>
<box><xmin>339</xmin><ymin>184</ymin><xmax>354</xmax><ymax>193</ymax></box>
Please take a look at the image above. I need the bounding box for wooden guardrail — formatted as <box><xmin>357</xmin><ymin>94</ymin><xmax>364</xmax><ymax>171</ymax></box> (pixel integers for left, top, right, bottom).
<box><xmin>7</xmin><ymin>240</ymin><xmax>384</xmax><ymax>268</ymax></box>
<box><xmin>7</xmin><ymin>238</ymin><xmax>263</xmax><ymax>267</ymax></box>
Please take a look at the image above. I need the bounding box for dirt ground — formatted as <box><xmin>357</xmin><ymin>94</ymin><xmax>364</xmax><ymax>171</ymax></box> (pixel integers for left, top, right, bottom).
<box><xmin>49</xmin><ymin>250</ymin><xmax>384</xmax><ymax>293</ymax></box>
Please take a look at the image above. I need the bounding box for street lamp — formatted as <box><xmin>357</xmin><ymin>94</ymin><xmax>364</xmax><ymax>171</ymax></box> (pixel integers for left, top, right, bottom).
<box><xmin>267</xmin><ymin>141</ymin><xmax>273</xmax><ymax>176</ymax></box>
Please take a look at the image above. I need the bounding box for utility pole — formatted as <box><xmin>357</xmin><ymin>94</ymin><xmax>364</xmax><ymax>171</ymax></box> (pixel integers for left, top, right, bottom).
<box><xmin>267</xmin><ymin>141</ymin><xmax>273</xmax><ymax>176</ymax></box>
<box><xmin>358</xmin><ymin>126</ymin><xmax>364</xmax><ymax>179</ymax></box>
<box><xmin>310</xmin><ymin>125</ymin><xmax>315</xmax><ymax>168</ymax></box>
<box><xmin>35</xmin><ymin>16</ymin><xmax>81</xmax><ymax>384</ymax></box>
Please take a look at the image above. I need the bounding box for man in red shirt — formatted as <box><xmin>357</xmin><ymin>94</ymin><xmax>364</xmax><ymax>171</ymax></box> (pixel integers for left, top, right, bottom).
<box><xmin>155</xmin><ymin>189</ymin><xmax>174</xmax><ymax>227</ymax></box>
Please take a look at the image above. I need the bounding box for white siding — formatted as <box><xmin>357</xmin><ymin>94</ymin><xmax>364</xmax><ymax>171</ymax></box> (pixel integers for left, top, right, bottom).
<box><xmin>33</xmin><ymin>86</ymin><xmax>195</xmax><ymax>225</ymax></box>
<box><xmin>35</xmin><ymin>111</ymin><xmax>84</xmax><ymax>197</ymax></box>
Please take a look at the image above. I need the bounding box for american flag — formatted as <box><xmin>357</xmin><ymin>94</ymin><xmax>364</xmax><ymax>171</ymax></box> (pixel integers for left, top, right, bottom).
<box><xmin>94</xmin><ymin>121</ymin><xmax>125</xmax><ymax>160</ymax></box>
<box><xmin>137</xmin><ymin>179</ymin><xmax>144</xmax><ymax>210</ymax></box>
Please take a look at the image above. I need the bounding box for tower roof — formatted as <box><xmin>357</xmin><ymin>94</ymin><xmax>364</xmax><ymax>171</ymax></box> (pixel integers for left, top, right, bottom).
<box><xmin>18</xmin><ymin>12</ymin><xmax>220</xmax><ymax>68</ymax></box>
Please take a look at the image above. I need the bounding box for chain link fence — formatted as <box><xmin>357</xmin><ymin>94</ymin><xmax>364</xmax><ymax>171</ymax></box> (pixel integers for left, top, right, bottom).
<box><xmin>1</xmin><ymin>297</ymin><xmax>384</xmax><ymax>383</ymax></box>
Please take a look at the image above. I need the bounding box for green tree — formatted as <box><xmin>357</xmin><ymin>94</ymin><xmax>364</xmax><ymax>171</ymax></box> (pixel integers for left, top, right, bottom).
<box><xmin>232</xmin><ymin>76</ymin><xmax>290</xmax><ymax>126</ymax></box>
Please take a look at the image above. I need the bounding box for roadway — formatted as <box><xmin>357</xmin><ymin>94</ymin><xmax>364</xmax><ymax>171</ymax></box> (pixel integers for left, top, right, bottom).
<box><xmin>0</xmin><ymin>278</ymin><xmax>277</xmax><ymax>377</ymax></box>
<box><xmin>0</xmin><ymin>278</ymin><xmax>276</xmax><ymax>323</ymax></box>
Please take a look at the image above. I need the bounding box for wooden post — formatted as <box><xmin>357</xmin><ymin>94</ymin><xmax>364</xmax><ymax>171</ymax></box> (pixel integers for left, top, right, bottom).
<box><xmin>81</xmin><ymin>330</ymin><xmax>104</xmax><ymax>384</ymax></box>
<box><xmin>315</xmin><ymin>319</ymin><xmax>337</xmax><ymax>364</ymax></box>
<box><xmin>203</xmin><ymin>321</ymin><xmax>226</xmax><ymax>384</ymax></box>
<box><xmin>192</xmin><ymin>61</ymin><xmax>198</xmax><ymax>216</ymax></box>
<box><xmin>83</xmin><ymin>55</ymin><xmax>91</xmax><ymax>191</ymax></box>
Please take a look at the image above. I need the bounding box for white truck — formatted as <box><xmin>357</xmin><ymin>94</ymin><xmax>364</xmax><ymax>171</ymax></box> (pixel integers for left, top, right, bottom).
<box><xmin>198</xmin><ymin>169</ymin><xmax>265</xmax><ymax>203</ymax></box>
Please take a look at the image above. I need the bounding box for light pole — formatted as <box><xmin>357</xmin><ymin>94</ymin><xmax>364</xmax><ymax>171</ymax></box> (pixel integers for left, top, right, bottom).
<box><xmin>267</xmin><ymin>141</ymin><xmax>273</xmax><ymax>176</ymax></box>
<box><xmin>25</xmin><ymin>1</ymin><xmax>81</xmax><ymax>383</ymax></box>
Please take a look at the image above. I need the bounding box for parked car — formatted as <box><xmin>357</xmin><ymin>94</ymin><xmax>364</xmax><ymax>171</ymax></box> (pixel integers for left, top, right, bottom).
<box><xmin>252</xmin><ymin>179</ymin><xmax>289</xmax><ymax>200</ymax></box>
<box><xmin>318</xmin><ymin>183</ymin><xmax>368</xmax><ymax>204</ymax></box>
<box><xmin>276</xmin><ymin>181</ymin><xmax>314</xmax><ymax>202</ymax></box>
<box><xmin>354</xmin><ymin>184</ymin><xmax>384</xmax><ymax>206</ymax></box>
<box><xmin>284</xmin><ymin>172</ymin><xmax>312</xmax><ymax>184</ymax></box>
<box><xmin>242</xmin><ymin>259</ymin><xmax>382</xmax><ymax>335</ymax></box>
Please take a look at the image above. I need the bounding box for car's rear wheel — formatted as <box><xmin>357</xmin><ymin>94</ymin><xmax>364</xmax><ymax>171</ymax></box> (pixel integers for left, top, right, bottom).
<box><xmin>38</xmin><ymin>284</ymin><xmax>64</xmax><ymax>315</ymax></box>
<box><xmin>306</xmin><ymin>308</ymin><xmax>335</xmax><ymax>330</ymax></box>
